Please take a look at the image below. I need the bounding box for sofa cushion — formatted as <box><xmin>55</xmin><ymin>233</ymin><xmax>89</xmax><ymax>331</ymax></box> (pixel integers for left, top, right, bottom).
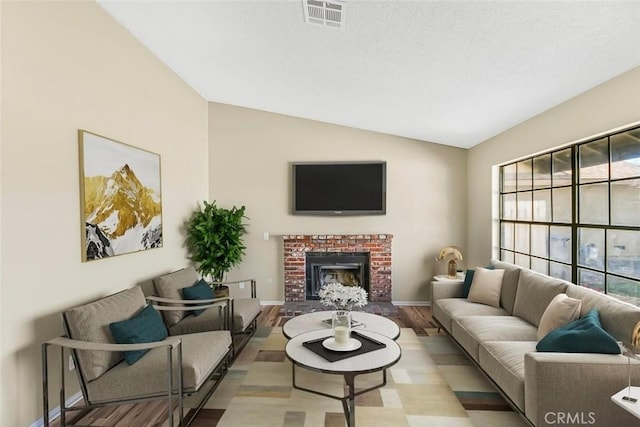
<box><xmin>452</xmin><ymin>316</ymin><xmax>538</xmax><ymax>361</ymax></box>
<box><xmin>467</xmin><ymin>268</ymin><xmax>505</xmax><ymax>308</ymax></box>
<box><xmin>491</xmin><ymin>260</ymin><xmax>522</xmax><ymax>315</ymax></box>
<box><xmin>153</xmin><ymin>267</ymin><xmax>199</xmax><ymax>327</ymax></box>
<box><xmin>181</xmin><ymin>279</ymin><xmax>214</xmax><ymax>316</ymax></box>
<box><xmin>512</xmin><ymin>269</ymin><xmax>568</xmax><ymax>327</ymax></box>
<box><xmin>479</xmin><ymin>341</ymin><xmax>536</xmax><ymax>411</ymax></box>
<box><xmin>86</xmin><ymin>330</ymin><xmax>232</xmax><ymax>404</ymax></box>
<box><xmin>537</xmin><ymin>294</ymin><xmax>581</xmax><ymax>340</ymax></box>
<box><xmin>433</xmin><ymin>299</ymin><xmax>508</xmax><ymax>332</ymax></box>
<box><xmin>109</xmin><ymin>304</ymin><xmax>169</xmax><ymax>365</ymax></box>
<box><xmin>64</xmin><ymin>287</ymin><xmax>146</xmax><ymax>382</ymax></box>
<box><xmin>566</xmin><ymin>283</ymin><xmax>640</xmax><ymax>343</ymax></box>
<box><xmin>537</xmin><ymin>309</ymin><xmax>621</xmax><ymax>354</ymax></box>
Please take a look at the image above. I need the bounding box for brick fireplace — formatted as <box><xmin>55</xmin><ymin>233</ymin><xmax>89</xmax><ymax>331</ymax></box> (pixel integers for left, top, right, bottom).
<box><xmin>283</xmin><ymin>234</ymin><xmax>393</xmax><ymax>302</ymax></box>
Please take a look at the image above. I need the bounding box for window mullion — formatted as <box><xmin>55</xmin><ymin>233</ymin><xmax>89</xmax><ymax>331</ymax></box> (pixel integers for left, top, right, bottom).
<box><xmin>571</xmin><ymin>145</ymin><xmax>578</xmax><ymax>284</ymax></box>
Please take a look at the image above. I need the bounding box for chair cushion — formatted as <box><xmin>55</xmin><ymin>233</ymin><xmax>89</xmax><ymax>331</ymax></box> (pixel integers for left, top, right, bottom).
<box><xmin>64</xmin><ymin>287</ymin><xmax>146</xmax><ymax>381</ymax></box>
<box><xmin>512</xmin><ymin>269</ymin><xmax>568</xmax><ymax>327</ymax></box>
<box><xmin>537</xmin><ymin>309</ymin><xmax>621</xmax><ymax>354</ymax></box>
<box><xmin>181</xmin><ymin>279</ymin><xmax>214</xmax><ymax>316</ymax></box>
<box><xmin>233</xmin><ymin>298</ymin><xmax>261</xmax><ymax>332</ymax></box>
<box><xmin>153</xmin><ymin>267</ymin><xmax>199</xmax><ymax>327</ymax></box>
<box><xmin>109</xmin><ymin>305</ymin><xmax>168</xmax><ymax>365</ymax></box>
<box><xmin>85</xmin><ymin>331</ymin><xmax>232</xmax><ymax>404</ymax></box>
<box><xmin>168</xmin><ymin>307</ymin><xmax>225</xmax><ymax>336</ymax></box>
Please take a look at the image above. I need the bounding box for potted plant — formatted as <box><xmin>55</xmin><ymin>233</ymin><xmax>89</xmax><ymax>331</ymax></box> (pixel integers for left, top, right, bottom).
<box><xmin>185</xmin><ymin>200</ymin><xmax>247</xmax><ymax>296</ymax></box>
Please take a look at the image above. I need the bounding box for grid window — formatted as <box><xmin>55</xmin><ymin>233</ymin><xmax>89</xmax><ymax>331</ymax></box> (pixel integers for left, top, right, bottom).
<box><xmin>499</xmin><ymin>125</ymin><xmax>640</xmax><ymax>306</ymax></box>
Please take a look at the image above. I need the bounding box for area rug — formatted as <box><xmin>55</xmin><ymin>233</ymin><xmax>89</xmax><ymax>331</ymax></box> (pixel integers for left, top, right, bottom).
<box><xmin>184</xmin><ymin>326</ymin><xmax>528</xmax><ymax>427</ymax></box>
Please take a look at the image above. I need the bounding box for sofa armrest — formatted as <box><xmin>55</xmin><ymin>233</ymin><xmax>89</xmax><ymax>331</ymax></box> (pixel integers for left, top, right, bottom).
<box><xmin>524</xmin><ymin>352</ymin><xmax>640</xmax><ymax>427</ymax></box>
<box><xmin>430</xmin><ymin>280</ymin><xmax>464</xmax><ymax>304</ymax></box>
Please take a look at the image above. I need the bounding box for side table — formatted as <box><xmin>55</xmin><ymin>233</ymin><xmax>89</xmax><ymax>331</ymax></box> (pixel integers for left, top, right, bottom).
<box><xmin>611</xmin><ymin>386</ymin><xmax>640</xmax><ymax>420</ymax></box>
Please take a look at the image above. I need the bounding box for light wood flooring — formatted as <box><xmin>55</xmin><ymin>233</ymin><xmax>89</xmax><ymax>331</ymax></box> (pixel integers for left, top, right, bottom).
<box><xmin>51</xmin><ymin>305</ymin><xmax>434</xmax><ymax>427</ymax></box>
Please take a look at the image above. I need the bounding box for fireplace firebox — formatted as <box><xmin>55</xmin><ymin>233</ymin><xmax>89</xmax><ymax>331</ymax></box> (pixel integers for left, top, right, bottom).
<box><xmin>305</xmin><ymin>252</ymin><xmax>370</xmax><ymax>300</ymax></box>
<box><xmin>283</xmin><ymin>234</ymin><xmax>393</xmax><ymax>302</ymax></box>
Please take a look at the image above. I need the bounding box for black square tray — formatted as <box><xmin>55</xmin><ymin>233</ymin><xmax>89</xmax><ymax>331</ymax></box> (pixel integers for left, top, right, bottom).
<box><xmin>302</xmin><ymin>330</ymin><xmax>386</xmax><ymax>362</ymax></box>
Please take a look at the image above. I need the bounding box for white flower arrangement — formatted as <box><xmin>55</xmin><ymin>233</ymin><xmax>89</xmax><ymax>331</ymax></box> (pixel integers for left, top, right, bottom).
<box><xmin>317</xmin><ymin>282</ymin><xmax>368</xmax><ymax>310</ymax></box>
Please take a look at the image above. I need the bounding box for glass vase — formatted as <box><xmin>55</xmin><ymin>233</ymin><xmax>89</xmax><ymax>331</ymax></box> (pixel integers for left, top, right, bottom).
<box><xmin>332</xmin><ymin>310</ymin><xmax>351</xmax><ymax>347</ymax></box>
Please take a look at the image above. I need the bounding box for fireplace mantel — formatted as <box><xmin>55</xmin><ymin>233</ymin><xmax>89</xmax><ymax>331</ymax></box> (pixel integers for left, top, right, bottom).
<box><xmin>282</xmin><ymin>234</ymin><xmax>393</xmax><ymax>302</ymax></box>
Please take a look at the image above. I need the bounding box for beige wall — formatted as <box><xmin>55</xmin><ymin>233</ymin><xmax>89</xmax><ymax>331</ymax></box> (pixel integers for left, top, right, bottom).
<box><xmin>208</xmin><ymin>103</ymin><xmax>468</xmax><ymax>303</ymax></box>
<box><xmin>2</xmin><ymin>3</ymin><xmax>637</xmax><ymax>425</ymax></box>
<box><xmin>0</xmin><ymin>2</ymin><xmax>208</xmax><ymax>425</ymax></box>
<box><xmin>467</xmin><ymin>67</ymin><xmax>640</xmax><ymax>267</ymax></box>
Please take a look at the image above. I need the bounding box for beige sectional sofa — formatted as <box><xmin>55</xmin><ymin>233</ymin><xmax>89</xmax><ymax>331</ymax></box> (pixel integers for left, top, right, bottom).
<box><xmin>432</xmin><ymin>260</ymin><xmax>640</xmax><ymax>427</ymax></box>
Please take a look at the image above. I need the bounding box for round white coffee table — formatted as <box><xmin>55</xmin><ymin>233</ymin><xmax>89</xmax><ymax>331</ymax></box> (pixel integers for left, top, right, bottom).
<box><xmin>285</xmin><ymin>328</ymin><xmax>401</xmax><ymax>427</ymax></box>
<box><xmin>282</xmin><ymin>311</ymin><xmax>400</xmax><ymax>340</ymax></box>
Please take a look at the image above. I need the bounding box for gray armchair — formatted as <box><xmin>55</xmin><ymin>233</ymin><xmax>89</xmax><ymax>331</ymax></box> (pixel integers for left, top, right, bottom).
<box><xmin>152</xmin><ymin>267</ymin><xmax>261</xmax><ymax>355</ymax></box>
<box><xmin>42</xmin><ymin>286</ymin><xmax>232</xmax><ymax>427</ymax></box>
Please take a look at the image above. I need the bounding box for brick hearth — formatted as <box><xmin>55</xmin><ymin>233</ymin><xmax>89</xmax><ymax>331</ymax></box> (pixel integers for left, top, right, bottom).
<box><xmin>283</xmin><ymin>234</ymin><xmax>393</xmax><ymax>302</ymax></box>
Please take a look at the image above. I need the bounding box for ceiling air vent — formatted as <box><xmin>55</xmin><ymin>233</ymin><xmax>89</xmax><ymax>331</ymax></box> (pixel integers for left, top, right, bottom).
<box><xmin>303</xmin><ymin>0</ymin><xmax>346</xmax><ymax>29</ymax></box>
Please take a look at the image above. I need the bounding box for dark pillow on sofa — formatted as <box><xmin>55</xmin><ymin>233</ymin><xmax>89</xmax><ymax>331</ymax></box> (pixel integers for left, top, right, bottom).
<box><xmin>109</xmin><ymin>304</ymin><xmax>168</xmax><ymax>365</ymax></box>
<box><xmin>181</xmin><ymin>279</ymin><xmax>214</xmax><ymax>316</ymax></box>
<box><xmin>536</xmin><ymin>309</ymin><xmax>621</xmax><ymax>354</ymax></box>
<box><xmin>461</xmin><ymin>270</ymin><xmax>475</xmax><ymax>298</ymax></box>
<box><xmin>462</xmin><ymin>265</ymin><xmax>495</xmax><ymax>298</ymax></box>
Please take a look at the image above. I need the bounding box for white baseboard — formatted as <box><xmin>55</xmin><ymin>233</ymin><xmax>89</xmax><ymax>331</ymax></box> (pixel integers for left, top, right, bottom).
<box><xmin>392</xmin><ymin>301</ymin><xmax>431</xmax><ymax>306</ymax></box>
<box><xmin>29</xmin><ymin>391</ymin><xmax>83</xmax><ymax>427</ymax></box>
<box><xmin>260</xmin><ymin>300</ymin><xmax>285</xmax><ymax>306</ymax></box>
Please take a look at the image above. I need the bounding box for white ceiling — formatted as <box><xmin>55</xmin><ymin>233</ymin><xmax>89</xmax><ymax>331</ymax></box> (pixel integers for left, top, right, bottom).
<box><xmin>97</xmin><ymin>0</ymin><xmax>640</xmax><ymax>149</ymax></box>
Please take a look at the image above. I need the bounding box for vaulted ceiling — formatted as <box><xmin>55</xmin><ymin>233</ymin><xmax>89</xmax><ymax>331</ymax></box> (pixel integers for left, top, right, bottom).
<box><xmin>97</xmin><ymin>0</ymin><xmax>640</xmax><ymax>148</ymax></box>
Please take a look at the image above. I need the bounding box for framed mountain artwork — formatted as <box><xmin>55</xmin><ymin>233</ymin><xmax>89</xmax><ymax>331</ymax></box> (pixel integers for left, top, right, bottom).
<box><xmin>78</xmin><ymin>130</ymin><xmax>163</xmax><ymax>261</ymax></box>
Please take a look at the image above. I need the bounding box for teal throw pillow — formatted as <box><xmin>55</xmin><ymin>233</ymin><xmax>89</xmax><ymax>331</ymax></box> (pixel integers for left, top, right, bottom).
<box><xmin>536</xmin><ymin>309</ymin><xmax>620</xmax><ymax>354</ymax></box>
<box><xmin>181</xmin><ymin>279</ymin><xmax>214</xmax><ymax>316</ymax></box>
<box><xmin>462</xmin><ymin>270</ymin><xmax>475</xmax><ymax>298</ymax></box>
<box><xmin>109</xmin><ymin>304</ymin><xmax>168</xmax><ymax>365</ymax></box>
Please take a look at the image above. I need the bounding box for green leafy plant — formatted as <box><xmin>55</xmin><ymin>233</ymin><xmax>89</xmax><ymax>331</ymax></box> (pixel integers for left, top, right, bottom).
<box><xmin>185</xmin><ymin>201</ymin><xmax>247</xmax><ymax>284</ymax></box>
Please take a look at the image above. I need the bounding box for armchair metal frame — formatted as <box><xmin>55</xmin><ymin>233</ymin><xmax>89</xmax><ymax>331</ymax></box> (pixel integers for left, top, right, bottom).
<box><xmin>42</xmin><ymin>298</ymin><xmax>233</xmax><ymax>427</ymax></box>
<box><xmin>147</xmin><ymin>294</ymin><xmax>232</xmax><ymax>329</ymax></box>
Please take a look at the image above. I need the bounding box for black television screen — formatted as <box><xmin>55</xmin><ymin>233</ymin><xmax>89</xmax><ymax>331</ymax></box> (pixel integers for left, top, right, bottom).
<box><xmin>292</xmin><ymin>161</ymin><xmax>386</xmax><ymax>215</ymax></box>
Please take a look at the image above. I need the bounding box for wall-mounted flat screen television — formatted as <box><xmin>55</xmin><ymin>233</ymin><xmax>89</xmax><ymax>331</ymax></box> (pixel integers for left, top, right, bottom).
<box><xmin>292</xmin><ymin>161</ymin><xmax>386</xmax><ymax>216</ymax></box>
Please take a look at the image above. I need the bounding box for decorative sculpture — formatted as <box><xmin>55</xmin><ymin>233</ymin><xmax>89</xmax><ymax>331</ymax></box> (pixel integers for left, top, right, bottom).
<box><xmin>438</xmin><ymin>246</ymin><xmax>463</xmax><ymax>279</ymax></box>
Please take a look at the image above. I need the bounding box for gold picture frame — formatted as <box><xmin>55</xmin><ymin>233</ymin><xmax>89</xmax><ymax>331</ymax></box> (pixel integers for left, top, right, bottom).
<box><xmin>78</xmin><ymin>130</ymin><xmax>162</xmax><ymax>261</ymax></box>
